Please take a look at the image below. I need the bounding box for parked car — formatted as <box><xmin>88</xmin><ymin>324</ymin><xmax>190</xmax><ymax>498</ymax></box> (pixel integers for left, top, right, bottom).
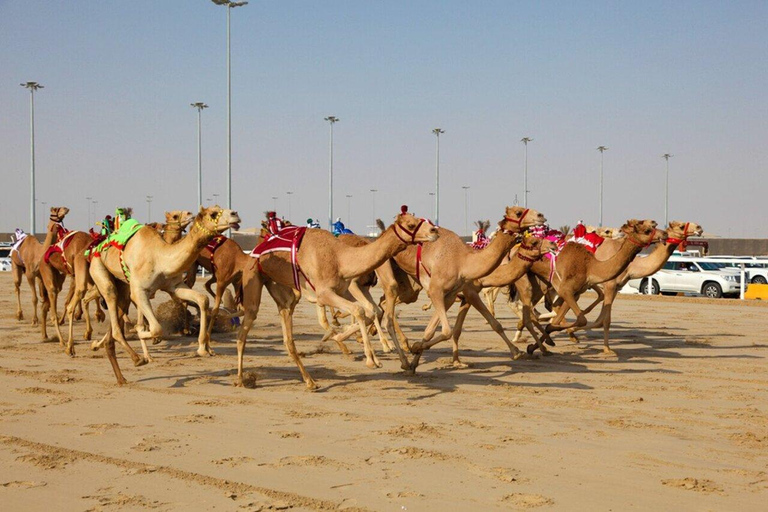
<box><xmin>627</xmin><ymin>257</ymin><xmax>741</xmax><ymax>298</ymax></box>
<box><xmin>706</xmin><ymin>256</ymin><xmax>768</xmax><ymax>284</ymax></box>
<box><xmin>0</xmin><ymin>245</ymin><xmax>12</xmax><ymax>272</ymax></box>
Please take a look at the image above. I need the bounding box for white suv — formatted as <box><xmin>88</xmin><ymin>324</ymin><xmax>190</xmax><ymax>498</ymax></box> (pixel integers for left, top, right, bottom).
<box><xmin>709</xmin><ymin>256</ymin><xmax>768</xmax><ymax>285</ymax></box>
<box><xmin>0</xmin><ymin>245</ymin><xmax>12</xmax><ymax>272</ymax></box>
<box><xmin>627</xmin><ymin>258</ymin><xmax>741</xmax><ymax>298</ymax></box>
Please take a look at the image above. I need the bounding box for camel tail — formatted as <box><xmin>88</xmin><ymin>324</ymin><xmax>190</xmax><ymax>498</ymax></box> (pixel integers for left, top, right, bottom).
<box><xmin>507</xmin><ymin>284</ymin><xmax>518</xmax><ymax>303</ymax></box>
<box><xmin>235</xmin><ymin>282</ymin><xmax>244</xmax><ymax>306</ymax></box>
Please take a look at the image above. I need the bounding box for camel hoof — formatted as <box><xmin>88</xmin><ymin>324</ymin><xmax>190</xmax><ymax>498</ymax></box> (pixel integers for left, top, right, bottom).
<box><xmin>16</xmin><ymin>312</ymin><xmax>24</xmax><ymax>321</ymax></box>
<box><xmin>134</xmin><ymin>357</ymin><xmax>148</xmax><ymax>367</ymax></box>
<box><xmin>526</xmin><ymin>344</ymin><xmax>536</xmax><ymax>355</ymax></box>
<box><xmin>365</xmin><ymin>360</ymin><xmax>380</xmax><ymax>369</ymax></box>
<box><xmin>403</xmin><ymin>367</ymin><xmax>416</xmax><ymax>376</ymax></box>
<box><xmin>32</xmin><ymin>319</ymin><xmax>39</xmax><ymax>326</ymax></box>
<box><xmin>544</xmin><ymin>337</ymin><xmax>556</xmax><ymax>347</ymax></box>
<box><xmin>152</xmin><ymin>337</ymin><xmax>162</xmax><ymax>345</ymax></box>
<box><xmin>116</xmin><ymin>380</ymin><xmax>127</xmax><ymax>387</ymax></box>
<box><xmin>95</xmin><ymin>312</ymin><xmax>105</xmax><ymax>322</ymax></box>
<box><xmin>305</xmin><ymin>381</ymin><xmax>319</xmax><ymax>392</ymax></box>
<box><xmin>65</xmin><ymin>346</ymin><xmax>76</xmax><ymax>357</ymax></box>
<box><xmin>452</xmin><ymin>361</ymin><xmax>470</xmax><ymax>369</ymax></box>
<box><xmin>513</xmin><ymin>351</ymin><xmax>528</xmax><ymax>361</ymax></box>
<box><xmin>541</xmin><ymin>350</ymin><xmax>554</xmax><ymax>357</ymax></box>
<box><xmin>601</xmin><ymin>349</ymin><xmax>618</xmax><ymax>358</ymax></box>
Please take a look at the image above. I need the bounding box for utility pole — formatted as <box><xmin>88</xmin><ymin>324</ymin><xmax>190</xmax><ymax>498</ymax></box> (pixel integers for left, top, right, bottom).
<box><xmin>597</xmin><ymin>146</ymin><xmax>608</xmax><ymax>227</ymax></box>
<box><xmin>21</xmin><ymin>81</ymin><xmax>43</xmax><ymax>235</ymax></box>
<box><xmin>432</xmin><ymin>128</ymin><xmax>444</xmax><ymax>225</ymax></box>
<box><xmin>462</xmin><ymin>186</ymin><xmax>470</xmax><ymax>237</ymax></box>
<box><xmin>324</xmin><ymin>116</ymin><xmax>339</xmax><ymax>230</ymax></box>
<box><xmin>662</xmin><ymin>153</ymin><xmax>673</xmax><ymax>226</ymax></box>
<box><xmin>191</xmin><ymin>102</ymin><xmax>209</xmax><ymax>208</ymax></box>
<box><xmin>521</xmin><ymin>137</ymin><xmax>533</xmax><ymax>208</ymax></box>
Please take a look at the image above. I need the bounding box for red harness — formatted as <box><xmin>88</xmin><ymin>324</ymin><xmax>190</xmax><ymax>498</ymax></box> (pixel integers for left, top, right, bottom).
<box><xmin>204</xmin><ymin>235</ymin><xmax>228</xmax><ymax>273</ymax></box>
<box><xmin>415</xmin><ymin>244</ymin><xmax>431</xmax><ymax>284</ymax></box>
<box><xmin>625</xmin><ymin>229</ymin><xmax>655</xmax><ymax>249</ymax></box>
<box><xmin>251</xmin><ymin>226</ymin><xmax>314</xmax><ymax>291</ymax></box>
<box><xmin>516</xmin><ymin>243</ymin><xmax>540</xmax><ymax>263</ymax></box>
<box><xmin>666</xmin><ymin>223</ymin><xmax>691</xmax><ymax>251</ymax></box>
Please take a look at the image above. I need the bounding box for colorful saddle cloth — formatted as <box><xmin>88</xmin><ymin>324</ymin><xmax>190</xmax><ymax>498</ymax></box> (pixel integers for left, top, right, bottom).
<box><xmin>250</xmin><ymin>226</ymin><xmax>312</xmax><ymax>290</ymax></box>
<box><xmin>570</xmin><ymin>223</ymin><xmax>605</xmax><ymax>254</ymax></box>
<box><xmin>84</xmin><ymin>219</ymin><xmax>144</xmax><ymax>281</ymax></box>
<box><xmin>10</xmin><ymin>229</ymin><xmax>29</xmax><ymax>265</ymax></box>
<box><xmin>204</xmin><ymin>235</ymin><xmax>228</xmax><ymax>273</ymax></box>
<box><xmin>530</xmin><ymin>225</ymin><xmax>567</xmax><ymax>283</ymax></box>
<box><xmin>43</xmin><ymin>230</ymin><xmax>79</xmax><ymax>272</ymax></box>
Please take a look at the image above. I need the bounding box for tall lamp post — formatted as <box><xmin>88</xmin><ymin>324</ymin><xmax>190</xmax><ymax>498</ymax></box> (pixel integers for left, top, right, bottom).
<box><xmin>345</xmin><ymin>194</ymin><xmax>352</xmax><ymax>227</ymax></box>
<box><xmin>286</xmin><ymin>191</ymin><xmax>293</xmax><ymax>220</ymax></box>
<box><xmin>462</xmin><ymin>186</ymin><xmax>470</xmax><ymax>237</ymax></box>
<box><xmin>662</xmin><ymin>153</ymin><xmax>673</xmax><ymax>226</ymax></box>
<box><xmin>146</xmin><ymin>195</ymin><xmax>153</xmax><ymax>223</ymax></box>
<box><xmin>428</xmin><ymin>192</ymin><xmax>435</xmax><ymax>219</ymax></box>
<box><xmin>271</xmin><ymin>196</ymin><xmax>278</xmax><ymax>211</ymax></box>
<box><xmin>370</xmin><ymin>189</ymin><xmax>378</xmax><ymax>231</ymax></box>
<box><xmin>86</xmin><ymin>196</ymin><xmax>93</xmax><ymax>227</ymax></box>
<box><xmin>21</xmin><ymin>81</ymin><xmax>43</xmax><ymax>235</ymax></box>
<box><xmin>521</xmin><ymin>137</ymin><xmax>533</xmax><ymax>208</ymax></box>
<box><xmin>191</xmin><ymin>102</ymin><xmax>208</xmax><ymax>208</ymax></box>
<box><xmin>597</xmin><ymin>146</ymin><xmax>608</xmax><ymax>227</ymax></box>
<box><xmin>211</xmin><ymin>0</ymin><xmax>248</xmax><ymax>233</ymax></box>
<box><xmin>432</xmin><ymin>128</ymin><xmax>444</xmax><ymax>225</ymax></box>
<box><xmin>324</xmin><ymin>116</ymin><xmax>339</xmax><ymax>230</ymax></box>
<box><xmin>39</xmin><ymin>201</ymin><xmax>47</xmax><ymax>234</ymax></box>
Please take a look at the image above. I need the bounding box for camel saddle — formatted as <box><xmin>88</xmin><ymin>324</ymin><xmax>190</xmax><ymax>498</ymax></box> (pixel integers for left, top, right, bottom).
<box><xmin>204</xmin><ymin>235</ymin><xmax>228</xmax><ymax>273</ymax></box>
<box><xmin>530</xmin><ymin>225</ymin><xmax>568</xmax><ymax>283</ymax></box>
<box><xmin>570</xmin><ymin>223</ymin><xmax>605</xmax><ymax>254</ymax></box>
<box><xmin>43</xmin><ymin>230</ymin><xmax>79</xmax><ymax>272</ymax></box>
<box><xmin>250</xmin><ymin>225</ymin><xmax>312</xmax><ymax>291</ymax></box>
<box><xmin>10</xmin><ymin>229</ymin><xmax>29</xmax><ymax>266</ymax></box>
<box><xmin>84</xmin><ymin>219</ymin><xmax>143</xmax><ymax>281</ymax></box>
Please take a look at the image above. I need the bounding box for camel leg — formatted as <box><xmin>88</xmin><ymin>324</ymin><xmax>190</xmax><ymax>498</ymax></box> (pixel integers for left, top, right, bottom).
<box><xmin>465</xmin><ymin>287</ymin><xmax>525</xmax><ymax>362</ymax></box>
<box><xmin>408</xmin><ymin>290</ymin><xmax>456</xmax><ymax>372</ymax></box>
<box><xmin>266</xmin><ymin>282</ymin><xmax>317</xmax><ymax>390</ymax></box>
<box><xmin>205</xmin><ymin>278</ymin><xmax>228</xmax><ymax>342</ymax></box>
<box><xmin>39</xmin><ymin>278</ymin><xmax>52</xmax><ymax>342</ymax></box>
<box><xmin>317</xmin><ymin>305</ymin><xmax>343</xmax><ymax>346</ymax></box>
<box><xmin>171</xmin><ymin>286</ymin><xmax>212</xmax><ymax>356</ymax></box>
<box><xmin>345</xmin><ymin>281</ymin><xmax>389</xmax><ymax>360</ymax></box>
<box><xmin>234</xmin><ymin>270</ymin><xmax>264</xmax><ymax>387</ymax></box>
<box><xmin>27</xmin><ymin>273</ymin><xmax>40</xmax><ymax>326</ymax></box>
<box><xmin>319</xmin><ymin>289</ymin><xmax>381</xmax><ymax>369</ymax></box>
<box><xmin>13</xmin><ymin>264</ymin><xmax>24</xmax><ymax>321</ymax></box>
<box><xmin>204</xmin><ymin>275</ymin><xmax>216</xmax><ymax>298</ymax></box>
<box><xmin>546</xmin><ymin>289</ymin><xmax>587</xmax><ymax>332</ymax></box>
<box><xmin>62</xmin><ymin>276</ymin><xmax>75</xmax><ymax>324</ymax></box>
<box><xmin>64</xmin><ymin>264</ymin><xmax>90</xmax><ymax>356</ymax></box>
<box><xmin>450</xmin><ymin>297</ymin><xmax>472</xmax><ymax>367</ymax></box>
<box><xmin>361</xmin><ymin>285</ymin><xmax>395</xmax><ymax>353</ymax></box>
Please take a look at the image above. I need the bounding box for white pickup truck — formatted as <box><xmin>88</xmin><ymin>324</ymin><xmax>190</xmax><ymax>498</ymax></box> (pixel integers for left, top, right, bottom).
<box><xmin>627</xmin><ymin>256</ymin><xmax>741</xmax><ymax>298</ymax></box>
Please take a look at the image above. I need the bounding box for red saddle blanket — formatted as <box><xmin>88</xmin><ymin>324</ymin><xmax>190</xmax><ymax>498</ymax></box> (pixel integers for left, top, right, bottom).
<box><xmin>570</xmin><ymin>223</ymin><xmax>605</xmax><ymax>254</ymax></box>
<box><xmin>250</xmin><ymin>226</ymin><xmax>311</xmax><ymax>290</ymax></box>
<box><xmin>43</xmin><ymin>231</ymin><xmax>79</xmax><ymax>270</ymax></box>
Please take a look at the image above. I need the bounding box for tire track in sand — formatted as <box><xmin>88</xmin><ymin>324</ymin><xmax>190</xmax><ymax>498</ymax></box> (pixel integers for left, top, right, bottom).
<box><xmin>1</xmin><ymin>435</ymin><xmax>370</xmax><ymax>512</ymax></box>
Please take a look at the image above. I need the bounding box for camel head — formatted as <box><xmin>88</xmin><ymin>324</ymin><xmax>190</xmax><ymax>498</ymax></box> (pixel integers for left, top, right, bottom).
<box><xmin>667</xmin><ymin>221</ymin><xmax>703</xmax><ymax>240</ymax></box>
<box><xmin>620</xmin><ymin>219</ymin><xmax>666</xmax><ymax>246</ymax></box>
<box><xmin>393</xmin><ymin>205</ymin><xmax>438</xmax><ymax>243</ymax></box>
<box><xmin>588</xmin><ymin>225</ymin><xmax>622</xmax><ymax>239</ymax></box>
<box><xmin>500</xmin><ymin>206</ymin><xmax>546</xmax><ymax>234</ymax></box>
<box><xmin>197</xmin><ymin>205</ymin><xmax>241</xmax><ymax>234</ymax></box>
<box><xmin>49</xmin><ymin>206</ymin><xmax>69</xmax><ymax>222</ymax></box>
<box><xmin>165</xmin><ymin>210</ymin><xmax>195</xmax><ymax>231</ymax></box>
<box><xmin>518</xmin><ymin>235</ymin><xmax>558</xmax><ymax>261</ymax></box>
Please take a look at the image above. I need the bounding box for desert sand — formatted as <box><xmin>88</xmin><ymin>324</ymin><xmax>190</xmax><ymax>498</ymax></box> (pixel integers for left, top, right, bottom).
<box><xmin>1</xmin><ymin>271</ymin><xmax>766</xmax><ymax>511</ymax></box>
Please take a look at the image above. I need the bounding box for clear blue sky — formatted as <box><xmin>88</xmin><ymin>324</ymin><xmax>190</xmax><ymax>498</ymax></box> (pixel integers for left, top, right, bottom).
<box><xmin>2</xmin><ymin>0</ymin><xmax>766</xmax><ymax>237</ymax></box>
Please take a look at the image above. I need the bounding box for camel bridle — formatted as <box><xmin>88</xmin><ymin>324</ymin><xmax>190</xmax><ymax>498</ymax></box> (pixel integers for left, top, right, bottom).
<box><xmin>516</xmin><ymin>242</ymin><xmax>542</xmax><ymax>263</ymax></box>
<box><xmin>666</xmin><ymin>222</ymin><xmax>692</xmax><ymax>250</ymax></box>
<box><xmin>502</xmin><ymin>208</ymin><xmax>533</xmax><ymax>235</ymax></box>
<box><xmin>625</xmin><ymin>226</ymin><xmax>656</xmax><ymax>248</ymax></box>
<box><xmin>394</xmin><ymin>217</ymin><xmax>431</xmax><ymax>244</ymax></box>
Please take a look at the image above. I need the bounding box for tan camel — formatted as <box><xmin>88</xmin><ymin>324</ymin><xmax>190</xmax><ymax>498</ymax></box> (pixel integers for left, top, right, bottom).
<box><xmin>517</xmin><ymin>219</ymin><xmax>663</xmax><ymax>355</ymax></box>
<box><xmin>393</xmin><ymin>206</ymin><xmax>547</xmax><ymax>372</ymax></box>
<box><xmin>11</xmin><ymin>207</ymin><xmax>70</xmax><ymax>327</ymax></box>
<box><xmin>565</xmin><ymin>221</ymin><xmax>703</xmax><ymax>355</ymax></box>
<box><xmin>234</xmin><ymin>209</ymin><xmax>438</xmax><ymax>390</ymax></box>
<box><xmin>89</xmin><ymin>206</ymin><xmax>241</xmax><ymax>385</ymax></box>
<box><xmin>444</xmin><ymin>236</ymin><xmax>559</xmax><ymax>365</ymax></box>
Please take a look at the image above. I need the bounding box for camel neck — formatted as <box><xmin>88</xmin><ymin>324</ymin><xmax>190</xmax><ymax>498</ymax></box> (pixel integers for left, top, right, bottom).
<box><xmin>41</xmin><ymin>221</ymin><xmax>61</xmax><ymax>250</ymax></box>
<box><xmin>478</xmin><ymin>249</ymin><xmax>537</xmax><ymax>287</ymax></box>
<box><xmin>336</xmin><ymin>227</ymin><xmax>407</xmax><ymax>280</ymax></box>
<box><xmin>163</xmin><ymin>225</ymin><xmax>185</xmax><ymax>244</ymax></box>
<box><xmin>461</xmin><ymin>230</ymin><xmax>518</xmax><ymax>281</ymax></box>
<box><xmin>157</xmin><ymin>219</ymin><xmax>218</xmax><ymax>276</ymax></box>
<box><xmin>626</xmin><ymin>239</ymin><xmax>678</xmax><ymax>280</ymax></box>
<box><xmin>586</xmin><ymin>235</ymin><xmax>645</xmax><ymax>285</ymax></box>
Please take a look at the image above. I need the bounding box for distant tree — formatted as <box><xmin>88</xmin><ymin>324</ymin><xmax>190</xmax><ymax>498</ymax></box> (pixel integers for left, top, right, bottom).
<box><xmin>559</xmin><ymin>224</ymin><xmax>571</xmax><ymax>236</ymax></box>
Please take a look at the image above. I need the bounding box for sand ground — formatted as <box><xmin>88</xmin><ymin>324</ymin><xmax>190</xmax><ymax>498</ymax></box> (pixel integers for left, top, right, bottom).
<box><xmin>0</xmin><ymin>271</ymin><xmax>766</xmax><ymax>511</ymax></box>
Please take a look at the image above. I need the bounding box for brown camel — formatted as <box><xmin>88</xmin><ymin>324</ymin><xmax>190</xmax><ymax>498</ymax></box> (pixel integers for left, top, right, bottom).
<box><xmin>565</xmin><ymin>221</ymin><xmax>703</xmax><ymax>355</ymax></box>
<box><xmin>392</xmin><ymin>206</ymin><xmax>547</xmax><ymax>372</ymax></box>
<box><xmin>89</xmin><ymin>205</ymin><xmax>241</xmax><ymax>385</ymax></box>
<box><xmin>517</xmin><ymin>219</ymin><xmax>663</xmax><ymax>355</ymax></box>
<box><xmin>445</xmin><ymin>236</ymin><xmax>560</xmax><ymax>366</ymax></box>
<box><xmin>11</xmin><ymin>207</ymin><xmax>70</xmax><ymax>327</ymax></box>
<box><xmin>234</xmin><ymin>208</ymin><xmax>439</xmax><ymax>390</ymax></box>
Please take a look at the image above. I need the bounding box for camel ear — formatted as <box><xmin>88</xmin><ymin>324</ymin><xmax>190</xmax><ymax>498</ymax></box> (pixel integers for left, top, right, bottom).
<box><xmin>199</xmin><ymin>205</ymin><xmax>205</xmax><ymax>214</ymax></box>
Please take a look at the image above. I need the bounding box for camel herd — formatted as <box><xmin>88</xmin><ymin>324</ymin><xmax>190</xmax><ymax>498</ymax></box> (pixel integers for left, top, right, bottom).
<box><xmin>9</xmin><ymin>204</ymin><xmax>702</xmax><ymax>390</ymax></box>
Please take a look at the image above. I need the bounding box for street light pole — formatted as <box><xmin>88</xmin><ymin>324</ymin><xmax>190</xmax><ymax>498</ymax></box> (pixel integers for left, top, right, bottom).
<box><xmin>324</xmin><ymin>116</ymin><xmax>339</xmax><ymax>230</ymax></box>
<box><xmin>286</xmin><ymin>191</ymin><xmax>293</xmax><ymax>220</ymax></box>
<box><xmin>191</xmin><ymin>102</ymin><xmax>209</xmax><ymax>208</ymax></box>
<box><xmin>21</xmin><ymin>81</ymin><xmax>43</xmax><ymax>235</ymax></box>
<box><xmin>521</xmin><ymin>137</ymin><xmax>533</xmax><ymax>208</ymax></box>
<box><xmin>146</xmin><ymin>195</ymin><xmax>153</xmax><ymax>223</ymax></box>
<box><xmin>597</xmin><ymin>146</ymin><xmax>608</xmax><ymax>227</ymax></box>
<box><xmin>662</xmin><ymin>153</ymin><xmax>673</xmax><ymax>226</ymax></box>
<box><xmin>39</xmin><ymin>201</ymin><xmax>47</xmax><ymax>234</ymax></box>
<box><xmin>211</xmin><ymin>0</ymin><xmax>248</xmax><ymax>232</ymax></box>
<box><xmin>432</xmin><ymin>128</ymin><xmax>444</xmax><ymax>225</ymax></box>
<box><xmin>370</xmin><ymin>189</ymin><xmax>378</xmax><ymax>231</ymax></box>
<box><xmin>86</xmin><ymin>196</ymin><xmax>92</xmax><ymax>227</ymax></box>
<box><xmin>345</xmin><ymin>194</ymin><xmax>352</xmax><ymax>228</ymax></box>
<box><xmin>272</xmin><ymin>196</ymin><xmax>278</xmax><ymax>211</ymax></box>
<box><xmin>428</xmin><ymin>192</ymin><xmax>435</xmax><ymax>219</ymax></box>
<box><xmin>462</xmin><ymin>186</ymin><xmax>470</xmax><ymax>237</ymax></box>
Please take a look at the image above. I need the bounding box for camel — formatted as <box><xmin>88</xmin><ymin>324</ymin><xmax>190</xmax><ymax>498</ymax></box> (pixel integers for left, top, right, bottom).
<box><xmin>10</xmin><ymin>207</ymin><xmax>70</xmax><ymax>328</ymax></box>
<box><xmin>391</xmin><ymin>206</ymin><xmax>547</xmax><ymax>372</ymax></box>
<box><xmin>74</xmin><ymin>210</ymin><xmax>194</xmax><ymax>358</ymax></box>
<box><xmin>517</xmin><ymin>219</ymin><xmax>664</xmax><ymax>355</ymax></box>
<box><xmin>234</xmin><ymin>207</ymin><xmax>439</xmax><ymax>390</ymax></box>
<box><xmin>89</xmin><ymin>205</ymin><xmax>241</xmax><ymax>385</ymax></box>
<box><xmin>445</xmin><ymin>236</ymin><xmax>560</xmax><ymax>365</ymax></box>
<box><xmin>565</xmin><ymin>221</ymin><xmax>703</xmax><ymax>355</ymax></box>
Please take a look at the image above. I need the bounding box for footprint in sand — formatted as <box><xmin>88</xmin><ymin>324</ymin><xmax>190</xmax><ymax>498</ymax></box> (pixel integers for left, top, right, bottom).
<box><xmin>166</xmin><ymin>414</ymin><xmax>216</xmax><ymax>424</ymax></box>
<box><xmin>2</xmin><ymin>480</ymin><xmax>47</xmax><ymax>488</ymax></box>
<box><xmin>661</xmin><ymin>478</ymin><xmax>724</xmax><ymax>495</ymax></box>
<box><xmin>501</xmin><ymin>493</ymin><xmax>554</xmax><ymax>508</ymax></box>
